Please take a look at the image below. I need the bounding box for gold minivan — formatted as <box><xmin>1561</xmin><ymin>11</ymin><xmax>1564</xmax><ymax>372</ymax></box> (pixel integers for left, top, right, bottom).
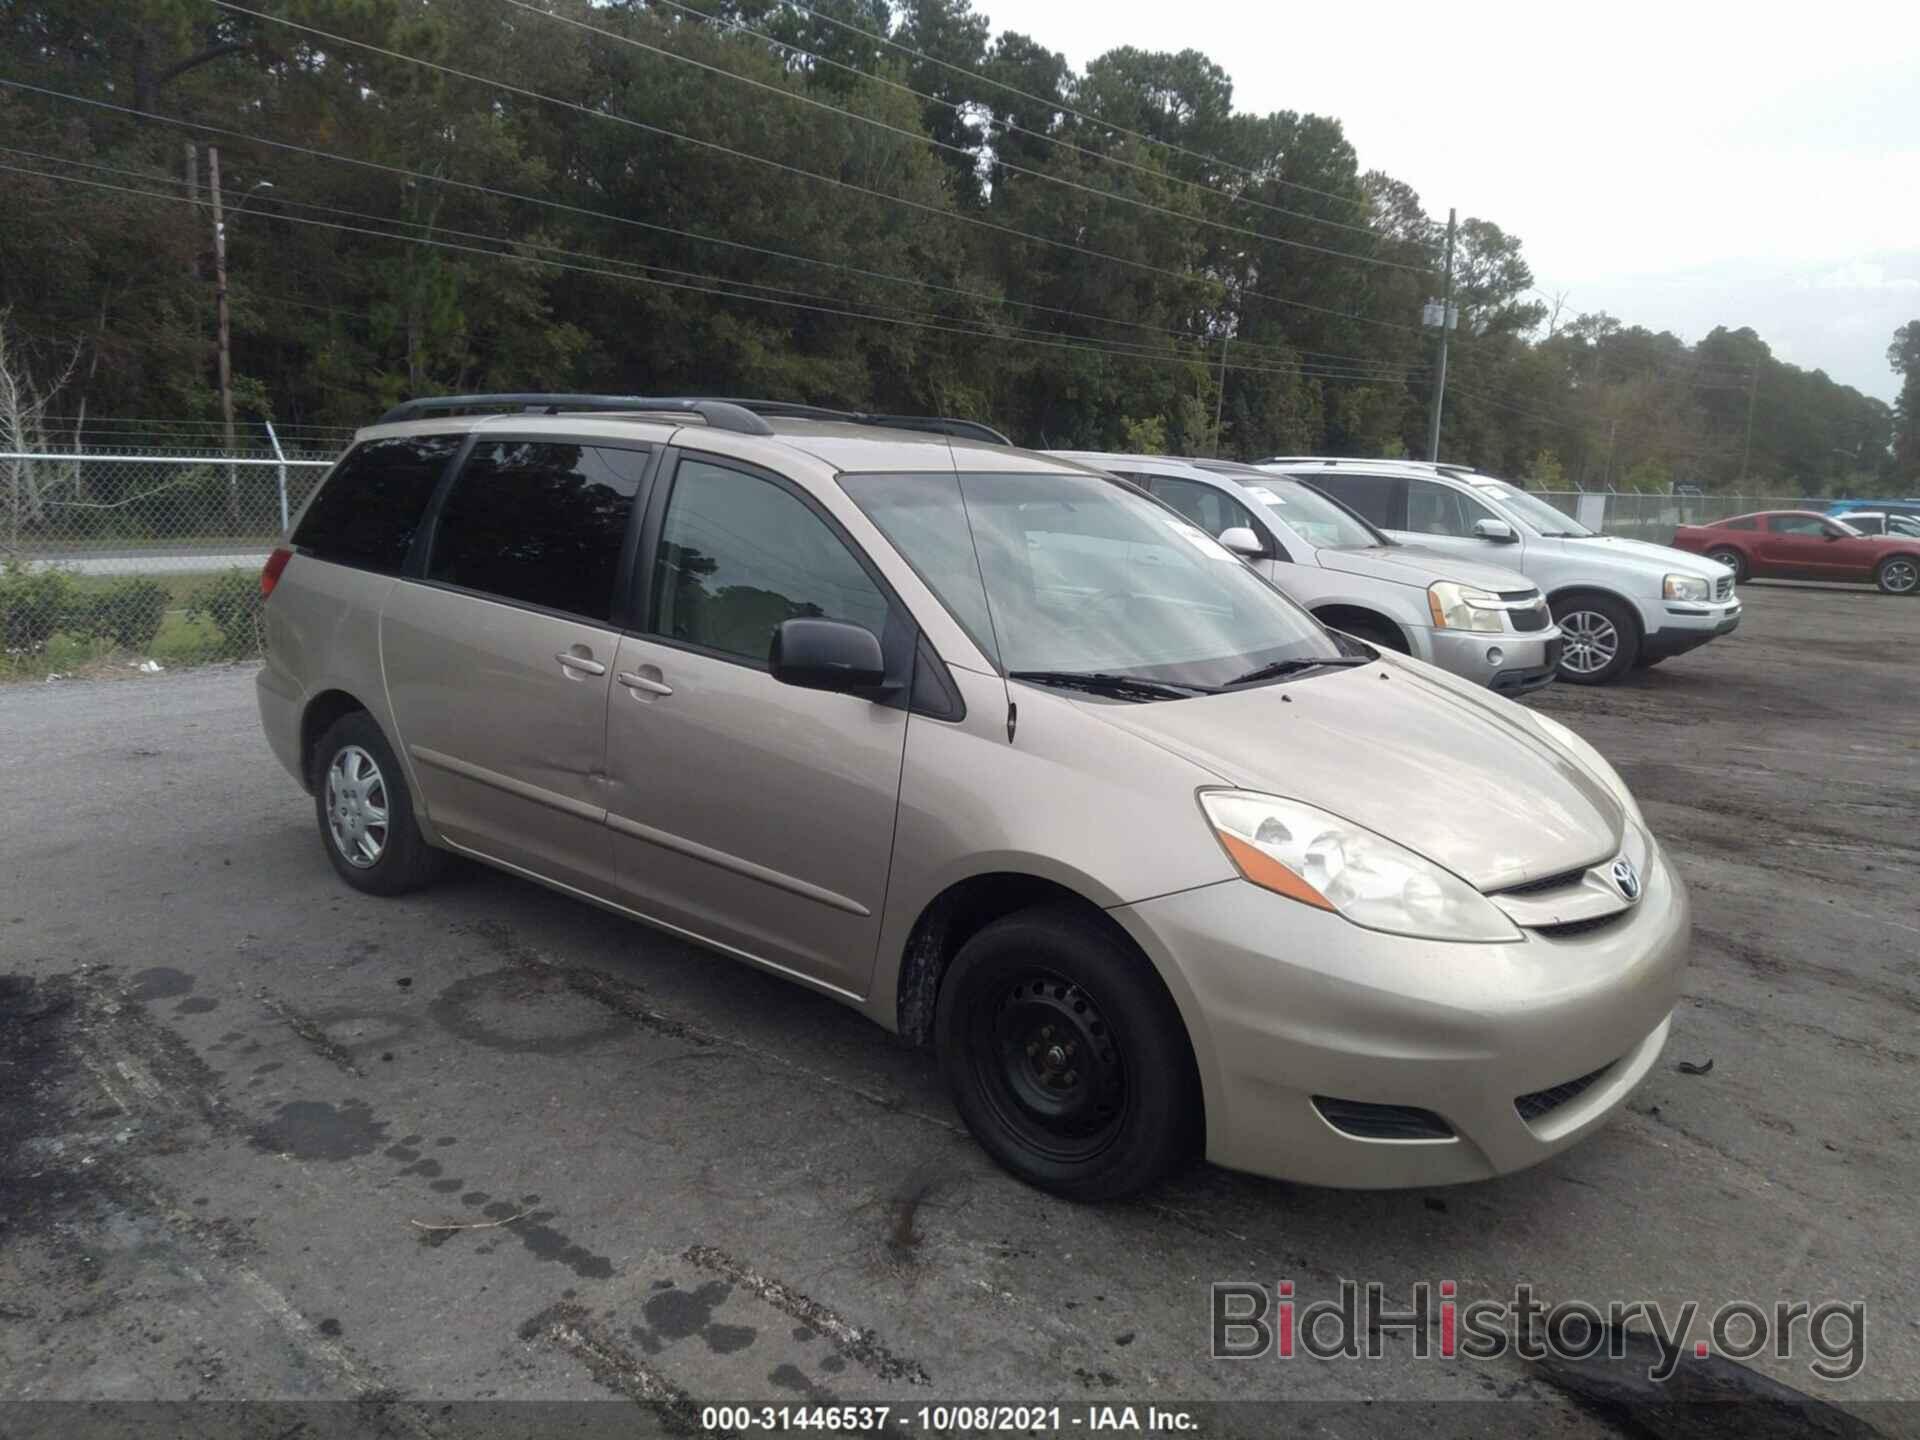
<box><xmin>259</xmin><ymin>395</ymin><xmax>1688</xmax><ymax>1200</ymax></box>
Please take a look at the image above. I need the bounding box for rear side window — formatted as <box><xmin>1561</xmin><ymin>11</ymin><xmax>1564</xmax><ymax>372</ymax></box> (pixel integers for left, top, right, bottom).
<box><xmin>1722</xmin><ymin>517</ymin><xmax>1757</xmax><ymax>531</ymax></box>
<box><xmin>1312</xmin><ymin>472</ymin><xmax>1405</xmax><ymax>529</ymax></box>
<box><xmin>292</xmin><ymin>434</ymin><xmax>459</xmax><ymax>573</ymax></box>
<box><xmin>426</xmin><ymin>441</ymin><xmax>647</xmax><ymax>623</ymax></box>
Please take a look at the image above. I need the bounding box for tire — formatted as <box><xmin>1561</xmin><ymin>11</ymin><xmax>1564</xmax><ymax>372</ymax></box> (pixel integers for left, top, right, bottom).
<box><xmin>934</xmin><ymin>905</ymin><xmax>1200</xmax><ymax>1201</ymax></box>
<box><xmin>1875</xmin><ymin>555</ymin><xmax>1920</xmax><ymax>596</ymax></box>
<box><xmin>311</xmin><ymin>711</ymin><xmax>444</xmax><ymax>895</ymax></box>
<box><xmin>1705</xmin><ymin>546</ymin><xmax>1747</xmax><ymax>582</ymax></box>
<box><xmin>1550</xmin><ymin>592</ymin><xmax>1640</xmax><ymax>685</ymax></box>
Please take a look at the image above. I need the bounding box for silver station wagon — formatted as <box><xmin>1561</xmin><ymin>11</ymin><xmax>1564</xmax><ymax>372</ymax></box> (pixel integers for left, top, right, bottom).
<box><xmin>258</xmin><ymin>395</ymin><xmax>1689</xmax><ymax>1200</ymax></box>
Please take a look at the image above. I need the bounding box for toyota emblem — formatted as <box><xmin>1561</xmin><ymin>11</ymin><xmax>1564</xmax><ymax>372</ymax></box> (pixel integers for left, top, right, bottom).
<box><xmin>1611</xmin><ymin>857</ymin><xmax>1642</xmax><ymax>901</ymax></box>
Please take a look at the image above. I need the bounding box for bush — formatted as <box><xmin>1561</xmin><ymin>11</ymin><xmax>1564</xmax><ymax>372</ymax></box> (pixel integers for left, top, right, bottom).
<box><xmin>186</xmin><ymin>568</ymin><xmax>264</xmax><ymax>658</ymax></box>
<box><xmin>74</xmin><ymin>577</ymin><xmax>170</xmax><ymax>653</ymax></box>
<box><xmin>0</xmin><ymin>562</ymin><xmax>78</xmax><ymax>655</ymax></box>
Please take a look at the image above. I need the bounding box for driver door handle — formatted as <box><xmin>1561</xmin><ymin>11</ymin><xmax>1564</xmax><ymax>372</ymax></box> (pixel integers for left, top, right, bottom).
<box><xmin>618</xmin><ymin>670</ymin><xmax>673</xmax><ymax>696</ymax></box>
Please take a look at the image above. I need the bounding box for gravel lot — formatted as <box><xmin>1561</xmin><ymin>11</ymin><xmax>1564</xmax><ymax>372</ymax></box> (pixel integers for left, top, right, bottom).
<box><xmin>2</xmin><ymin>582</ymin><xmax>1915</xmax><ymax>1435</ymax></box>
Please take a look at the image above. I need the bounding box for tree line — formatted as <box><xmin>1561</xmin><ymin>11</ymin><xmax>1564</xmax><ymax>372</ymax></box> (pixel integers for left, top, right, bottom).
<box><xmin>2</xmin><ymin>0</ymin><xmax>1914</xmax><ymax>496</ymax></box>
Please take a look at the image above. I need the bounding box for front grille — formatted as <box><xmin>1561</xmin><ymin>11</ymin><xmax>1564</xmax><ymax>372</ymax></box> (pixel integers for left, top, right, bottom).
<box><xmin>1313</xmin><ymin>1096</ymin><xmax>1454</xmax><ymax>1141</ymax></box>
<box><xmin>1496</xmin><ymin>590</ymin><xmax>1537</xmax><ymax>601</ymax></box>
<box><xmin>1499</xmin><ymin>866</ymin><xmax>1589</xmax><ymax>897</ymax></box>
<box><xmin>1714</xmin><ymin>575</ymin><xmax>1734</xmax><ymax>601</ymax></box>
<box><xmin>1509</xmin><ymin>603</ymin><xmax>1551</xmax><ymax>633</ymax></box>
<box><xmin>1515</xmin><ymin>1063</ymin><xmax>1615</xmax><ymax>1123</ymax></box>
<box><xmin>1530</xmin><ymin>911</ymin><xmax>1628</xmax><ymax>939</ymax></box>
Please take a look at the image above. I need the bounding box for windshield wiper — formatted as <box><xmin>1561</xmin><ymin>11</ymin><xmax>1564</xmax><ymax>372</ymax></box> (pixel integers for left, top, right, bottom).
<box><xmin>1224</xmin><ymin>655</ymin><xmax>1372</xmax><ymax>687</ymax></box>
<box><xmin>1008</xmin><ymin>669</ymin><xmax>1216</xmax><ymax>700</ymax></box>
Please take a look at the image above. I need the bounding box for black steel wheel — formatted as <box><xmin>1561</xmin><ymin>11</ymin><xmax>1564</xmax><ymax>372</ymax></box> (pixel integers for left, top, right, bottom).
<box><xmin>935</xmin><ymin>905</ymin><xmax>1200</xmax><ymax>1200</ymax></box>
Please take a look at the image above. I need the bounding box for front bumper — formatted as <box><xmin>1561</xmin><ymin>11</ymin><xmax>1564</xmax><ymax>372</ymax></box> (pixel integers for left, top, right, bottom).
<box><xmin>1111</xmin><ymin>846</ymin><xmax>1689</xmax><ymax>1188</ymax></box>
<box><xmin>1423</xmin><ymin>625</ymin><xmax>1563</xmax><ymax>694</ymax></box>
<box><xmin>1638</xmin><ymin>597</ymin><xmax>1742</xmax><ymax>661</ymax></box>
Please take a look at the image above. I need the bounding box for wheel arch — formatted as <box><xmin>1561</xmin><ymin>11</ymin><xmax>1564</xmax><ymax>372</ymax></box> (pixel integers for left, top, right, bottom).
<box><xmin>1546</xmin><ymin>584</ymin><xmax>1647</xmax><ymax>641</ymax></box>
<box><xmin>1700</xmin><ymin>540</ymin><xmax>1751</xmax><ymax>579</ymax></box>
<box><xmin>890</xmin><ymin>868</ymin><xmax>1215</xmax><ymax>1162</ymax></box>
<box><xmin>1878</xmin><ymin>551</ymin><xmax>1920</xmax><ymax>590</ymax></box>
<box><xmin>299</xmin><ymin>688</ymin><xmax>375</xmax><ymax>792</ymax></box>
<box><xmin>1310</xmin><ymin>603</ymin><xmax>1410</xmax><ymax>653</ymax></box>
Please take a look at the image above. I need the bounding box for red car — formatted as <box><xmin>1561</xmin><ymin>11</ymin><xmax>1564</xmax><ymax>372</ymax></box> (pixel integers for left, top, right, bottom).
<box><xmin>1671</xmin><ymin>511</ymin><xmax>1920</xmax><ymax>595</ymax></box>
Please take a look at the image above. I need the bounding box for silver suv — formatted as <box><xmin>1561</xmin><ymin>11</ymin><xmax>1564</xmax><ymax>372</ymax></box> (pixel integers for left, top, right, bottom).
<box><xmin>1048</xmin><ymin>452</ymin><xmax>1562</xmax><ymax>695</ymax></box>
<box><xmin>1269</xmin><ymin>460</ymin><xmax>1741</xmax><ymax>684</ymax></box>
<box><xmin>257</xmin><ymin>396</ymin><xmax>1688</xmax><ymax>1199</ymax></box>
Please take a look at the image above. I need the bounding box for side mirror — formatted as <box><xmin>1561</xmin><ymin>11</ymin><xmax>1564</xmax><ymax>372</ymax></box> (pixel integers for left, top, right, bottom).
<box><xmin>1472</xmin><ymin>518</ymin><xmax>1517</xmax><ymax>543</ymax></box>
<box><xmin>1218</xmin><ymin>525</ymin><xmax>1264</xmax><ymax>557</ymax></box>
<box><xmin>769</xmin><ymin>618</ymin><xmax>887</xmax><ymax>694</ymax></box>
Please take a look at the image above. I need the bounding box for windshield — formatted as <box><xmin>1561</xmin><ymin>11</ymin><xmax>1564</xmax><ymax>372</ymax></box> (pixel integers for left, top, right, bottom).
<box><xmin>839</xmin><ymin>470</ymin><xmax>1346</xmax><ymax>692</ymax></box>
<box><xmin>1828</xmin><ymin>517</ymin><xmax>1865</xmax><ymax>537</ymax></box>
<box><xmin>1470</xmin><ymin>480</ymin><xmax>1594</xmax><ymax>537</ymax></box>
<box><xmin>1234</xmin><ymin>476</ymin><xmax>1385</xmax><ymax>549</ymax></box>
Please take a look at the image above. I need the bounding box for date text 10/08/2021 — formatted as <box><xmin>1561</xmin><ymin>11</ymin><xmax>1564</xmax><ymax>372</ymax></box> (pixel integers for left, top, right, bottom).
<box><xmin>699</xmin><ymin>1406</ymin><xmax>1199</xmax><ymax>1432</ymax></box>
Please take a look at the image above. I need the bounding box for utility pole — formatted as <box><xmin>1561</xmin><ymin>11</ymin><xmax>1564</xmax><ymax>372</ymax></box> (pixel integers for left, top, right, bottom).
<box><xmin>1425</xmin><ymin>207</ymin><xmax>1457</xmax><ymax>463</ymax></box>
<box><xmin>1739</xmin><ymin>362</ymin><xmax>1759</xmax><ymax>488</ymax></box>
<box><xmin>1212</xmin><ymin>332</ymin><xmax>1230</xmax><ymax>457</ymax></box>
<box><xmin>208</xmin><ymin>146</ymin><xmax>239</xmax><ymax>527</ymax></box>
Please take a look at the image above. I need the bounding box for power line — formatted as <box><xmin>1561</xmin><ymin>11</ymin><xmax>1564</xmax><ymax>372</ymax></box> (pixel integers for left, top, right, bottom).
<box><xmin>205</xmin><ymin>6</ymin><xmax>1426</xmax><ymax>335</ymax></box>
<box><xmin>765</xmin><ymin>0</ymin><xmax>1377</xmax><ymax>214</ymax></box>
<box><xmin>9</xmin><ymin>143</ymin><xmax>1422</xmax><ymax>381</ymax></box>
<box><xmin>506</xmin><ymin>0</ymin><xmax>1427</xmax><ymax>272</ymax></box>
<box><xmin>532</xmin><ymin>0</ymin><xmax>1392</xmax><ymax>242</ymax></box>
<box><xmin>0</xmin><ymin>162</ymin><xmax>1421</xmax><ymax>386</ymax></box>
<box><xmin>2</xmin><ymin>82</ymin><xmax>1420</xmax><ymax>363</ymax></box>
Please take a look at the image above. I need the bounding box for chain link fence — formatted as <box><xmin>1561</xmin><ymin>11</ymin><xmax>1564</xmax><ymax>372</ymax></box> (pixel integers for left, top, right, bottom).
<box><xmin>2</xmin><ymin>440</ymin><xmax>337</xmax><ymax>676</ymax></box>
<box><xmin>0</xmin><ymin>425</ymin><xmax>1847</xmax><ymax>679</ymax></box>
<box><xmin>1532</xmin><ymin>491</ymin><xmax>1812</xmax><ymax>544</ymax></box>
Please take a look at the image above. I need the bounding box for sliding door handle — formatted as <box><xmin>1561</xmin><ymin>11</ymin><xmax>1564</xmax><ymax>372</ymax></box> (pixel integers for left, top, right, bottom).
<box><xmin>617</xmin><ymin>670</ymin><xmax>673</xmax><ymax>697</ymax></box>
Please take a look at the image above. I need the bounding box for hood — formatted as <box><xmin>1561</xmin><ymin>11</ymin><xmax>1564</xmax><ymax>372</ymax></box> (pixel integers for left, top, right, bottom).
<box><xmin>1560</xmin><ymin>534</ymin><xmax>1727</xmax><ymax>577</ymax></box>
<box><xmin>1082</xmin><ymin>659</ymin><xmax>1623</xmax><ymax>891</ymax></box>
<box><xmin>1315</xmin><ymin>544</ymin><xmax>1536</xmax><ymax>594</ymax></box>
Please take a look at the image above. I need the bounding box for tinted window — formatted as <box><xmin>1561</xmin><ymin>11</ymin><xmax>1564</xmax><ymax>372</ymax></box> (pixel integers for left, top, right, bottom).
<box><xmin>292</xmin><ymin>434</ymin><xmax>458</xmax><ymax>572</ymax></box>
<box><xmin>1722</xmin><ymin>517</ymin><xmax>1758</xmax><ymax>531</ymax></box>
<box><xmin>1767</xmin><ymin>514</ymin><xmax>1832</xmax><ymax>536</ymax></box>
<box><xmin>1311</xmin><ymin>473</ymin><xmax>1405</xmax><ymax>529</ymax></box>
<box><xmin>426</xmin><ymin>442</ymin><xmax>645</xmax><ymax>622</ymax></box>
<box><xmin>652</xmin><ymin>460</ymin><xmax>889</xmax><ymax>664</ymax></box>
<box><xmin>1152</xmin><ymin>477</ymin><xmax>1264</xmax><ymax>548</ymax></box>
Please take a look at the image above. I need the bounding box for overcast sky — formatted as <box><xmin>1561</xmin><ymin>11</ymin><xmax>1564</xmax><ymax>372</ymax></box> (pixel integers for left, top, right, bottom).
<box><xmin>986</xmin><ymin>0</ymin><xmax>1920</xmax><ymax>402</ymax></box>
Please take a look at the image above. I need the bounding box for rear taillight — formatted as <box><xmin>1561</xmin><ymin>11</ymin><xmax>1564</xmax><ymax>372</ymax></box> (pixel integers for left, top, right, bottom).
<box><xmin>261</xmin><ymin>546</ymin><xmax>293</xmax><ymax>598</ymax></box>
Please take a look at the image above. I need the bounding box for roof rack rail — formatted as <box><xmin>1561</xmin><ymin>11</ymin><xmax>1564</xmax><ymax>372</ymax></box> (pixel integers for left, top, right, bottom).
<box><xmin>373</xmin><ymin>393</ymin><xmax>775</xmax><ymax>435</ymax></box>
<box><xmin>373</xmin><ymin>392</ymin><xmax>1015</xmax><ymax>445</ymax></box>
<box><xmin>714</xmin><ymin>398</ymin><xmax>1013</xmax><ymax>446</ymax></box>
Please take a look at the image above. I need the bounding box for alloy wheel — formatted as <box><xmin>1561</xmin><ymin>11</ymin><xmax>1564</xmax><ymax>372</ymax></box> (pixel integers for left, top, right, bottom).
<box><xmin>1882</xmin><ymin>558</ymin><xmax>1919</xmax><ymax>594</ymax></box>
<box><xmin>1559</xmin><ymin>609</ymin><xmax>1621</xmax><ymax>677</ymax></box>
<box><xmin>325</xmin><ymin>744</ymin><xmax>390</xmax><ymax>868</ymax></box>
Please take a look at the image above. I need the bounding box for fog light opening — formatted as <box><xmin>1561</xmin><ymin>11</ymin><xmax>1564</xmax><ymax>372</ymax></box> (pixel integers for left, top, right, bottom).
<box><xmin>1486</xmin><ymin>645</ymin><xmax>1505</xmax><ymax>666</ymax></box>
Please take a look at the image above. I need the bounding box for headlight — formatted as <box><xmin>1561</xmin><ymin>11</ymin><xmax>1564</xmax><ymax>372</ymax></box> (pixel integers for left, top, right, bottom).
<box><xmin>1199</xmin><ymin>791</ymin><xmax>1521</xmax><ymax>943</ymax></box>
<box><xmin>1663</xmin><ymin>573</ymin><xmax>1710</xmax><ymax>602</ymax></box>
<box><xmin>1427</xmin><ymin>581</ymin><xmax>1506</xmax><ymax>632</ymax></box>
<box><xmin>1530</xmin><ymin>712</ymin><xmax>1644</xmax><ymax>826</ymax></box>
